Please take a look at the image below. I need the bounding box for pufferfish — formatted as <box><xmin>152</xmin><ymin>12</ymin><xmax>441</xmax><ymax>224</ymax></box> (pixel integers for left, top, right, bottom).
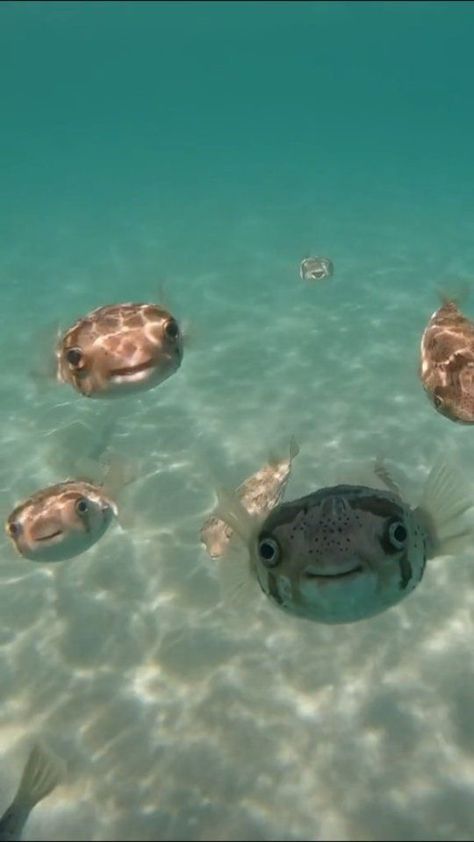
<box><xmin>420</xmin><ymin>295</ymin><xmax>474</xmax><ymax>423</ymax></box>
<box><xmin>56</xmin><ymin>302</ymin><xmax>183</xmax><ymax>398</ymax></box>
<box><xmin>213</xmin><ymin>458</ymin><xmax>474</xmax><ymax>624</ymax></box>
<box><xmin>5</xmin><ymin>479</ymin><xmax>119</xmax><ymax>563</ymax></box>
<box><xmin>200</xmin><ymin>437</ymin><xmax>300</xmax><ymax>559</ymax></box>
<box><xmin>299</xmin><ymin>256</ymin><xmax>334</xmax><ymax>282</ymax></box>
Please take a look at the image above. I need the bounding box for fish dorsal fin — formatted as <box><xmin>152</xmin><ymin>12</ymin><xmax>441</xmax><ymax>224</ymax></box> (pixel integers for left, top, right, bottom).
<box><xmin>414</xmin><ymin>457</ymin><xmax>474</xmax><ymax>558</ymax></box>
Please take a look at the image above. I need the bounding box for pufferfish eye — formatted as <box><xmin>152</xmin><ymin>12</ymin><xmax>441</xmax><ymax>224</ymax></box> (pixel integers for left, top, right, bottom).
<box><xmin>66</xmin><ymin>347</ymin><xmax>85</xmax><ymax>369</ymax></box>
<box><xmin>257</xmin><ymin>536</ymin><xmax>280</xmax><ymax>568</ymax></box>
<box><xmin>433</xmin><ymin>394</ymin><xmax>443</xmax><ymax>410</ymax></box>
<box><xmin>387</xmin><ymin>519</ymin><xmax>408</xmax><ymax>551</ymax></box>
<box><xmin>7</xmin><ymin>521</ymin><xmax>20</xmax><ymax>538</ymax></box>
<box><xmin>75</xmin><ymin>498</ymin><xmax>89</xmax><ymax>515</ymax></box>
<box><xmin>164</xmin><ymin>319</ymin><xmax>180</xmax><ymax>341</ymax></box>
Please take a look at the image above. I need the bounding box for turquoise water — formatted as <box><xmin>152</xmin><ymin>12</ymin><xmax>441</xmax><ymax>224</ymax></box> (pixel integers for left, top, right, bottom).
<box><xmin>1</xmin><ymin>1</ymin><xmax>474</xmax><ymax>839</ymax></box>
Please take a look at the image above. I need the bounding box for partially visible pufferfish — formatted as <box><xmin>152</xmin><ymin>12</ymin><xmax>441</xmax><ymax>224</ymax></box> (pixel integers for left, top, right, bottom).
<box><xmin>214</xmin><ymin>458</ymin><xmax>474</xmax><ymax>624</ymax></box>
<box><xmin>5</xmin><ymin>479</ymin><xmax>118</xmax><ymax>562</ymax></box>
<box><xmin>200</xmin><ymin>438</ymin><xmax>300</xmax><ymax>559</ymax></box>
<box><xmin>420</xmin><ymin>294</ymin><xmax>474</xmax><ymax>423</ymax></box>
<box><xmin>56</xmin><ymin>302</ymin><xmax>183</xmax><ymax>398</ymax></box>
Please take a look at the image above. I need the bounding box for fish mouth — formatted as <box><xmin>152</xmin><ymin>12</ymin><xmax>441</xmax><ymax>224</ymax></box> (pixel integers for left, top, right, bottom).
<box><xmin>304</xmin><ymin>565</ymin><xmax>363</xmax><ymax>581</ymax></box>
<box><xmin>35</xmin><ymin>530</ymin><xmax>63</xmax><ymax>542</ymax></box>
<box><xmin>109</xmin><ymin>358</ymin><xmax>155</xmax><ymax>379</ymax></box>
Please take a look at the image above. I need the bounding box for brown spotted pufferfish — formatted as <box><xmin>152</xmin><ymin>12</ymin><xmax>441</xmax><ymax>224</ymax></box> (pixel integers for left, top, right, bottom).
<box><xmin>420</xmin><ymin>296</ymin><xmax>474</xmax><ymax>423</ymax></box>
<box><xmin>56</xmin><ymin>303</ymin><xmax>183</xmax><ymax>398</ymax></box>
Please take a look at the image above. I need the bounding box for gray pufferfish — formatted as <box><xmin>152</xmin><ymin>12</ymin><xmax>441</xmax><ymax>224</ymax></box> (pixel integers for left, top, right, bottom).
<box><xmin>214</xmin><ymin>458</ymin><xmax>473</xmax><ymax>624</ymax></box>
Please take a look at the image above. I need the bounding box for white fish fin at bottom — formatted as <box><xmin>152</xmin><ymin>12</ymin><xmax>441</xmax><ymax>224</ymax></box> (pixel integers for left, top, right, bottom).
<box><xmin>0</xmin><ymin>743</ymin><xmax>64</xmax><ymax>842</ymax></box>
<box><xmin>415</xmin><ymin>457</ymin><xmax>474</xmax><ymax>558</ymax></box>
<box><xmin>14</xmin><ymin>742</ymin><xmax>62</xmax><ymax>808</ymax></box>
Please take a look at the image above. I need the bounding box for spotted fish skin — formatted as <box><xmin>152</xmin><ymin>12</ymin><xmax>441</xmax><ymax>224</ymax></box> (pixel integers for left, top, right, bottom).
<box><xmin>253</xmin><ymin>484</ymin><xmax>427</xmax><ymax>624</ymax></box>
<box><xmin>56</xmin><ymin>303</ymin><xmax>183</xmax><ymax>398</ymax></box>
<box><xmin>420</xmin><ymin>299</ymin><xmax>474</xmax><ymax>423</ymax></box>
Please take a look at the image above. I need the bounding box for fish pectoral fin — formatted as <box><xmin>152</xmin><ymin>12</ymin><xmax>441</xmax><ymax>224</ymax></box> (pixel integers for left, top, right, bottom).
<box><xmin>28</xmin><ymin>321</ymin><xmax>61</xmax><ymax>387</ymax></box>
<box><xmin>217</xmin><ymin>538</ymin><xmax>259</xmax><ymax>618</ymax></box>
<box><xmin>416</xmin><ymin>457</ymin><xmax>474</xmax><ymax>558</ymax></box>
<box><xmin>373</xmin><ymin>456</ymin><xmax>404</xmax><ymax>499</ymax></box>
<box><xmin>13</xmin><ymin>742</ymin><xmax>64</xmax><ymax>811</ymax></box>
<box><xmin>214</xmin><ymin>487</ymin><xmax>259</xmax><ymax>546</ymax></box>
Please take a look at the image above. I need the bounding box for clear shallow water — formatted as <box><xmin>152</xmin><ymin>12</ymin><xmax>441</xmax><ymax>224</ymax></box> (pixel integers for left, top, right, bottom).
<box><xmin>1</xmin><ymin>2</ymin><xmax>474</xmax><ymax>839</ymax></box>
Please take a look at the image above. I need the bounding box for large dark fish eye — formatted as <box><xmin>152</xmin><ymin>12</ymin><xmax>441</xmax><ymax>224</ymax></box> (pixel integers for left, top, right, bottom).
<box><xmin>66</xmin><ymin>347</ymin><xmax>84</xmax><ymax>369</ymax></box>
<box><xmin>387</xmin><ymin>519</ymin><xmax>408</xmax><ymax>551</ymax></box>
<box><xmin>75</xmin><ymin>498</ymin><xmax>89</xmax><ymax>515</ymax></box>
<box><xmin>7</xmin><ymin>521</ymin><xmax>20</xmax><ymax>538</ymax></box>
<box><xmin>433</xmin><ymin>394</ymin><xmax>443</xmax><ymax>410</ymax></box>
<box><xmin>164</xmin><ymin>318</ymin><xmax>180</xmax><ymax>340</ymax></box>
<box><xmin>257</xmin><ymin>535</ymin><xmax>280</xmax><ymax>568</ymax></box>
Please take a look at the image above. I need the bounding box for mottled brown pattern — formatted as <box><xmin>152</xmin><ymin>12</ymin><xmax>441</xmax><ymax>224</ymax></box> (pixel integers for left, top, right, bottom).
<box><xmin>200</xmin><ymin>440</ymin><xmax>299</xmax><ymax>559</ymax></box>
<box><xmin>420</xmin><ymin>300</ymin><xmax>474</xmax><ymax>423</ymax></box>
<box><xmin>56</xmin><ymin>302</ymin><xmax>182</xmax><ymax>398</ymax></box>
<box><xmin>5</xmin><ymin>480</ymin><xmax>117</xmax><ymax>561</ymax></box>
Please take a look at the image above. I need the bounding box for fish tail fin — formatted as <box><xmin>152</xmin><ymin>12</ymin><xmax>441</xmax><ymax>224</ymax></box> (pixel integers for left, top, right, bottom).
<box><xmin>268</xmin><ymin>435</ymin><xmax>300</xmax><ymax>468</ymax></box>
<box><xmin>100</xmin><ymin>453</ymin><xmax>139</xmax><ymax>498</ymax></box>
<box><xmin>13</xmin><ymin>743</ymin><xmax>63</xmax><ymax>811</ymax></box>
<box><xmin>289</xmin><ymin>435</ymin><xmax>300</xmax><ymax>462</ymax></box>
<box><xmin>414</xmin><ymin>458</ymin><xmax>474</xmax><ymax>558</ymax></box>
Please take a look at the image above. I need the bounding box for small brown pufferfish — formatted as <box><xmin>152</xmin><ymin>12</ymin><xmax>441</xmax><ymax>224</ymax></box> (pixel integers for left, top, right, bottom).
<box><xmin>299</xmin><ymin>256</ymin><xmax>334</xmax><ymax>282</ymax></box>
<box><xmin>200</xmin><ymin>438</ymin><xmax>300</xmax><ymax>559</ymax></box>
<box><xmin>56</xmin><ymin>302</ymin><xmax>183</xmax><ymax>398</ymax></box>
<box><xmin>5</xmin><ymin>480</ymin><xmax>118</xmax><ymax>562</ymax></box>
<box><xmin>420</xmin><ymin>296</ymin><xmax>474</xmax><ymax>423</ymax></box>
